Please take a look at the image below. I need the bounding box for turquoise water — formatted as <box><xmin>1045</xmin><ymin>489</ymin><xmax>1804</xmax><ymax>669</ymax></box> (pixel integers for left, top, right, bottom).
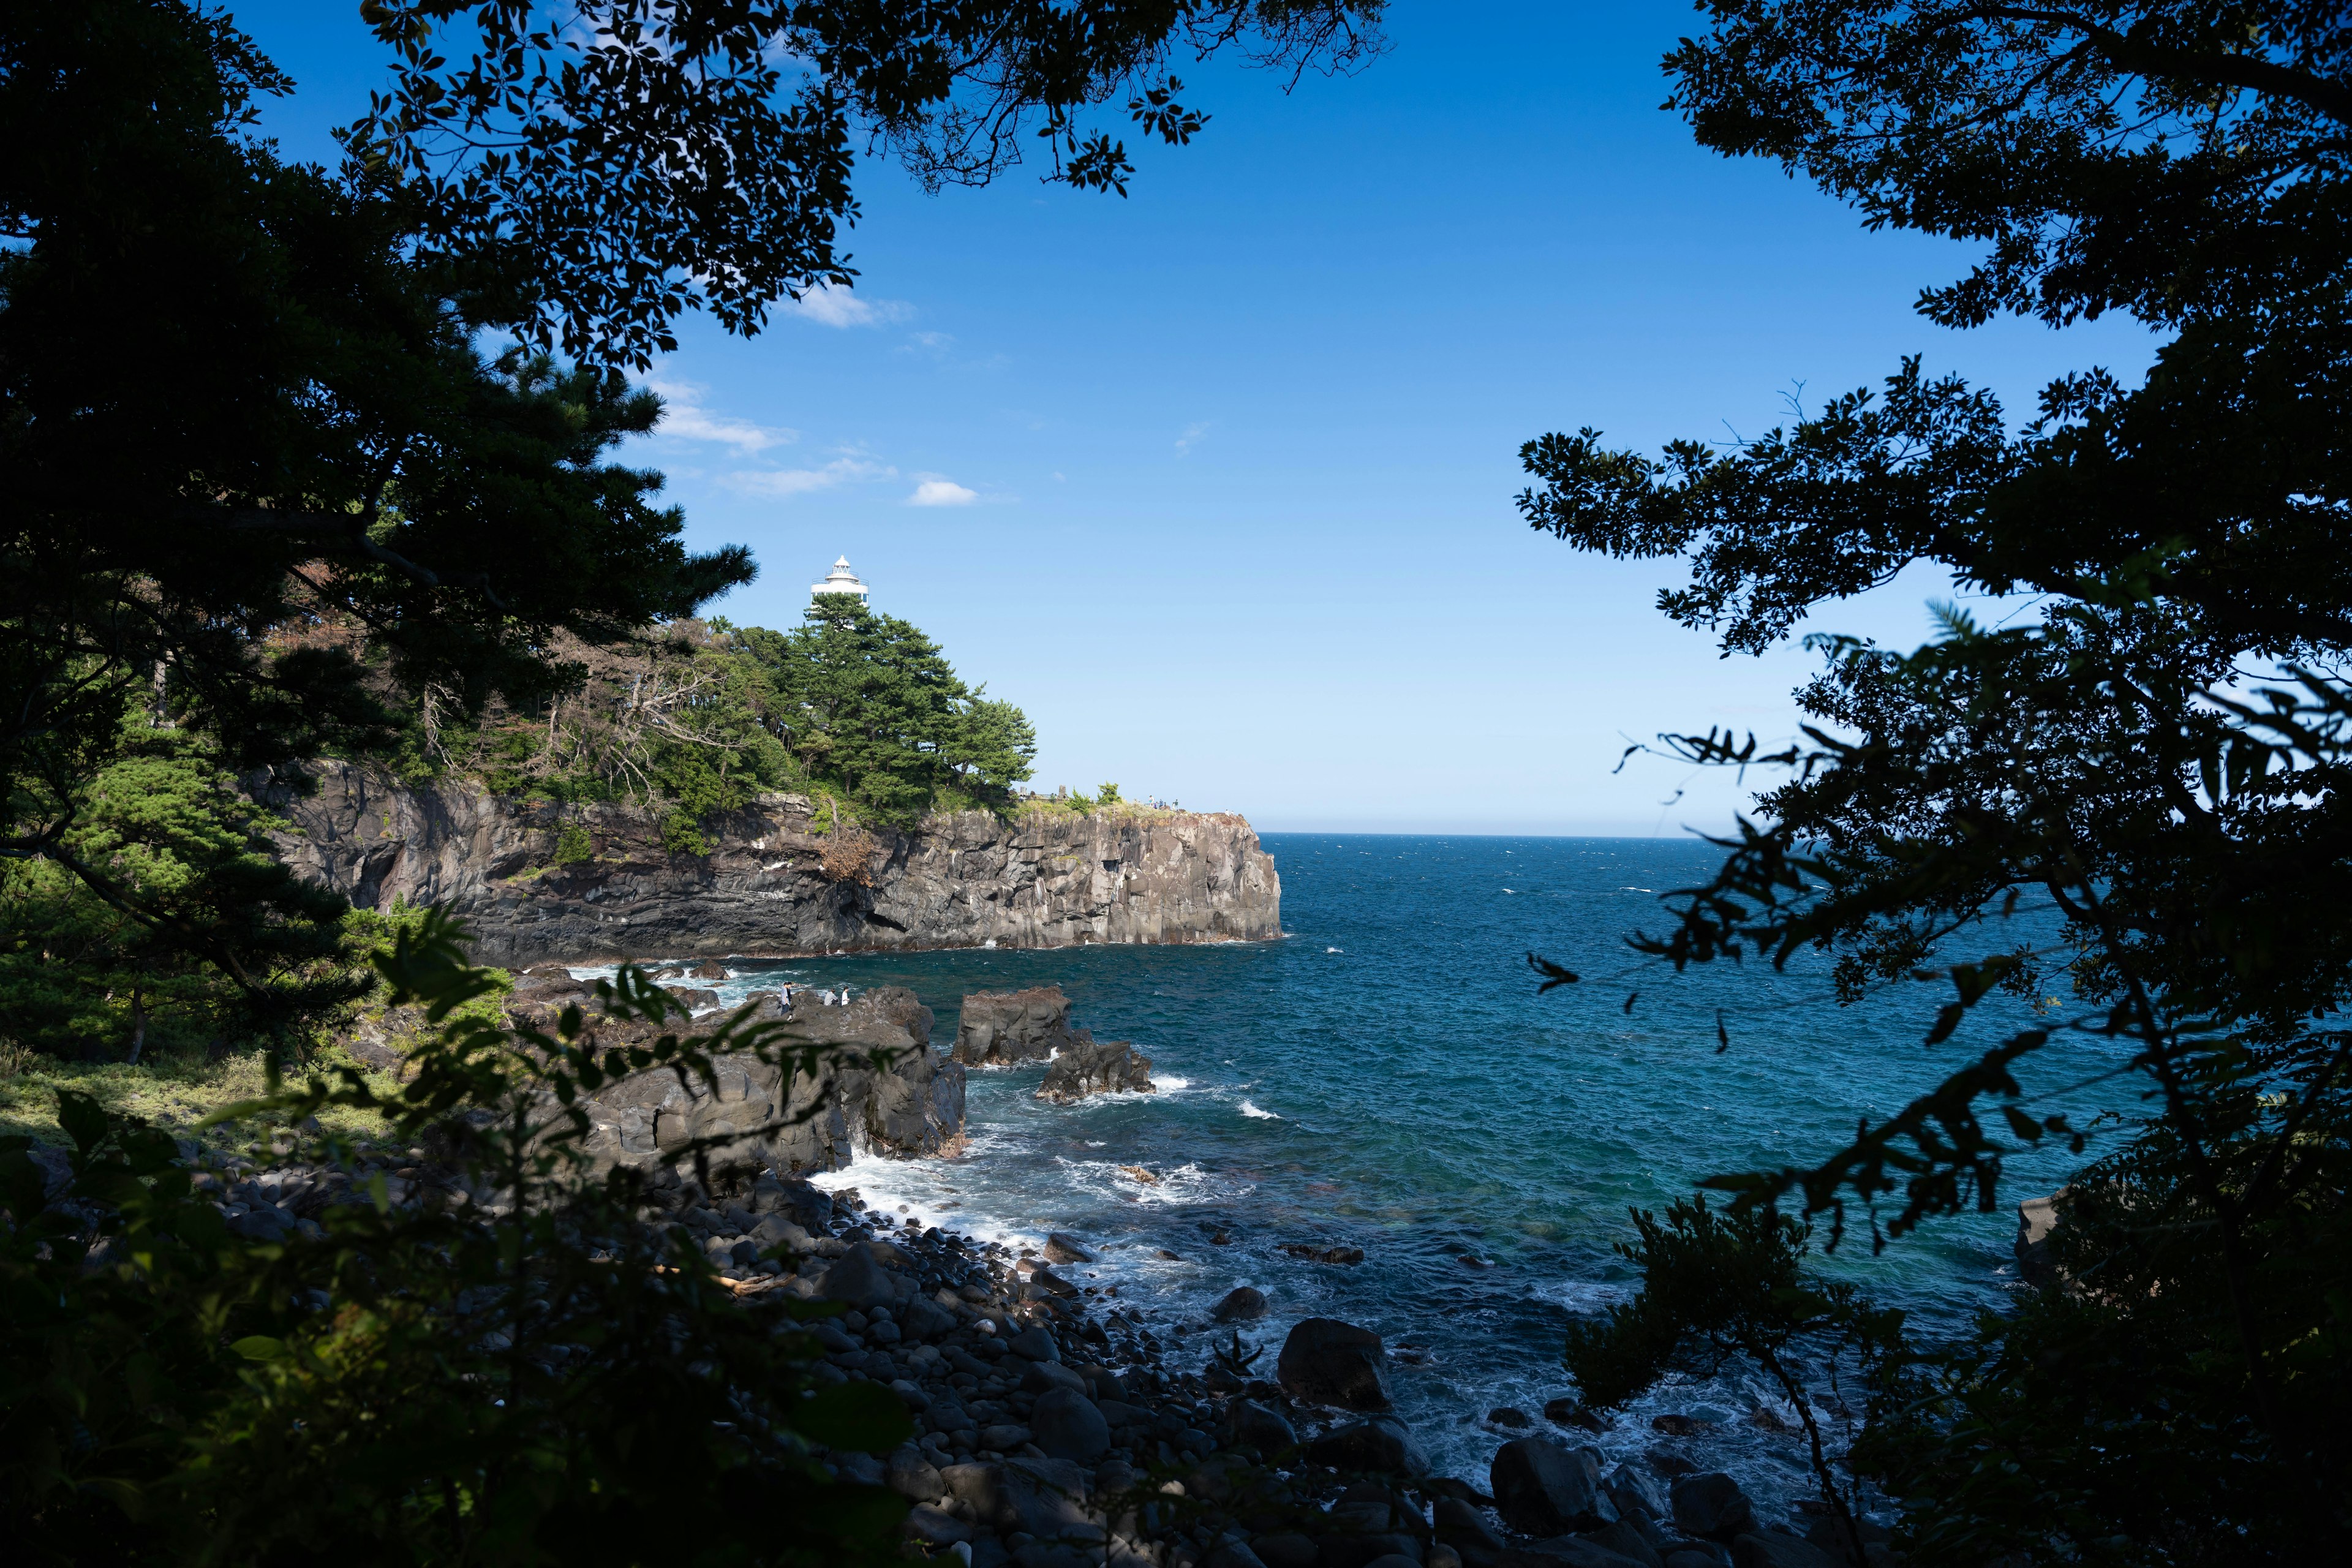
<box><xmin>617</xmin><ymin>834</ymin><xmax>2129</xmax><ymax>1505</ymax></box>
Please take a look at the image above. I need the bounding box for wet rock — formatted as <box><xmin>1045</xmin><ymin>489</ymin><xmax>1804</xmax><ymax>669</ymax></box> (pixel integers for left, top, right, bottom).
<box><xmin>1544</xmin><ymin>1398</ymin><xmax>1611</xmax><ymax>1433</ymax></box>
<box><xmin>1205</xmin><ymin>1543</ymin><xmax>1271</xmax><ymax>1568</ymax></box>
<box><xmin>1491</xmin><ymin>1438</ymin><xmax>1609</xmax><ymax>1537</ymax></box>
<box><xmin>1044</xmin><ymin>1231</ymin><xmax>1096</xmax><ymax>1264</ymax></box>
<box><xmin>662</xmin><ymin>986</ymin><xmax>721</xmax><ymax>1011</ymax></box>
<box><xmin>903</xmin><ymin>1505</ymin><xmax>971</xmax><ymax>1545</ymax></box>
<box><xmin>1669</xmin><ymin>1474</ymin><xmax>1756</xmax><ymax>1540</ymax></box>
<box><xmin>1649</xmin><ymin>1415</ymin><xmax>1712</xmax><ymax>1438</ymax></box>
<box><xmin>1320</xmin><ymin>1534</ymin><xmax>1425</xmax><ymax>1568</ymax></box>
<box><xmin>1027</xmin><ymin>1266</ymin><xmax>1079</xmax><ymax>1299</ymax></box>
<box><xmin>1213</xmin><ymin>1286</ymin><xmax>1268</xmax><ymax>1322</ymax></box>
<box><xmin>1502</xmin><ymin>1540</ymin><xmax>1643</xmax><ymax>1568</ymax></box>
<box><xmin>1276</xmin><ymin>1317</ymin><xmax>1392</xmax><ymax>1411</ymax></box>
<box><xmin>688</xmin><ymin>959</ymin><xmax>728</xmax><ymax>980</ymax></box>
<box><xmin>1307</xmin><ymin>1416</ymin><xmax>1430</xmax><ymax>1477</ymax></box>
<box><xmin>1030</xmin><ymin>1387</ymin><xmax>1111</xmax><ymax>1463</ymax></box>
<box><xmin>1036</xmin><ymin>1033</ymin><xmax>1155</xmax><ymax>1102</ymax></box>
<box><xmin>1278</xmin><ymin>1243</ymin><xmax>1365</xmax><ymax>1265</ymax></box>
<box><xmin>1022</xmin><ymin>1360</ymin><xmax>1088</xmax><ymax>1396</ymax></box>
<box><xmin>1488</xmin><ymin>1408</ymin><xmax>1532</xmax><ymax>1430</ymax></box>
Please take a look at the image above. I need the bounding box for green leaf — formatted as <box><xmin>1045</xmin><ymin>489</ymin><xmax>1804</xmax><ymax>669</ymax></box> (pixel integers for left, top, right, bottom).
<box><xmin>791</xmin><ymin>1379</ymin><xmax>913</xmax><ymax>1453</ymax></box>
<box><xmin>56</xmin><ymin>1089</ymin><xmax>110</xmax><ymax>1155</ymax></box>
<box><xmin>231</xmin><ymin>1335</ymin><xmax>285</xmax><ymax>1362</ymax></box>
<box><xmin>1925</xmin><ymin>1003</ymin><xmax>1964</xmax><ymax>1045</ymax></box>
<box><xmin>2000</xmin><ymin>1105</ymin><xmax>2045</xmax><ymax>1142</ymax></box>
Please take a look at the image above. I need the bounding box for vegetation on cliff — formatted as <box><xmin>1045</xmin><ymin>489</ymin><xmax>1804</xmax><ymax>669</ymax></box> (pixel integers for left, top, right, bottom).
<box><xmin>1529</xmin><ymin>4</ymin><xmax>2352</xmax><ymax>1560</ymax></box>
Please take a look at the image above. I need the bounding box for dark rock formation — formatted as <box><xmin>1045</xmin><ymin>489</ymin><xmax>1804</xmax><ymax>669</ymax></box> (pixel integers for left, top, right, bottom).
<box><xmin>1212</xmin><ymin>1286</ymin><xmax>1268</xmax><ymax>1322</ymax></box>
<box><xmin>1668</xmin><ymin>1472</ymin><xmax>1755</xmax><ymax>1539</ymax></box>
<box><xmin>1276</xmin><ymin>1317</ymin><xmax>1392</xmax><ymax>1411</ymax></box>
<box><xmin>1491</xmin><ymin>1438</ymin><xmax>1609</xmax><ymax>1536</ymax></box>
<box><xmin>955</xmin><ymin>986</ymin><xmax>1082</xmax><ymax>1065</ymax></box>
<box><xmin>502</xmin><ymin>974</ymin><xmax>965</xmax><ymax>1174</ymax></box>
<box><xmin>1306</xmin><ymin>1415</ymin><xmax>1429</xmax><ymax>1477</ymax></box>
<box><xmin>271</xmin><ymin>763</ymin><xmax>1280</xmax><ymax>966</ymax></box>
<box><xmin>1036</xmin><ymin>1033</ymin><xmax>1154</xmax><ymax>1102</ymax></box>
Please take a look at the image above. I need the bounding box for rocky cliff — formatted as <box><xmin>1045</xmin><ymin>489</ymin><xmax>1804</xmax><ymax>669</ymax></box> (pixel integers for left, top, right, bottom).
<box><xmin>271</xmin><ymin>764</ymin><xmax>1281</xmax><ymax>966</ymax></box>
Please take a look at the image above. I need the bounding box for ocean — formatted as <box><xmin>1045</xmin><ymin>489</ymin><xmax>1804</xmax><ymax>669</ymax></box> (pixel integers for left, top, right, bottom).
<box><xmin>588</xmin><ymin>833</ymin><xmax>2129</xmax><ymax>1509</ymax></box>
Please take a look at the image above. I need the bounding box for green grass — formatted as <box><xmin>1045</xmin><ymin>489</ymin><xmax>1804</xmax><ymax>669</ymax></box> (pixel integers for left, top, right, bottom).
<box><xmin>0</xmin><ymin>1041</ymin><xmax>405</xmax><ymax>1154</ymax></box>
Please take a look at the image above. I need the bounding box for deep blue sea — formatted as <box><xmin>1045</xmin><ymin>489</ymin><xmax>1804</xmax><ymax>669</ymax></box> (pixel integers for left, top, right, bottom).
<box><xmin>593</xmin><ymin>834</ymin><xmax>2133</xmax><ymax>1509</ymax></box>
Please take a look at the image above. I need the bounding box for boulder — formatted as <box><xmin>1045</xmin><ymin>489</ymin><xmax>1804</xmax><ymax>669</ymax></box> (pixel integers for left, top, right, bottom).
<box><xmin>1600</xmin><ymin>1464</ymin><xmax>1670</xmax><ymax>1525</ymax></box>
<box><xmin>902</xmin><ymin>1506</ymin><xmax>971</xmax><ymax>1545</ymax></box>
<box><xmin>1008</xmin><ymin>1325</ymin><xmax>1061</xmax><ymax>1362</ymax></box>
<box><xmin>1204</xmin><ymin>1543</ymin><xmax>1272</xmax><ymax>1568</ymax></box>
<box><xmin>1670</xmin><ymin>1474</ymin><xmax>1756</xmax><ymax>1540</ymax></box>
<box><xmin>818</xmin><ymin>1246</ymin><xmax>897</xmax><ymax>1309</ymax></box>
<box><xmin>1660</xmin><ymin>1554</ymin><xmax>1721</xmax><ymax>1568</ymax></box>
<box><xmin>1491</xmin><ymin>1439</ymin><xmax>1610</xmax><ymax>1537</ymax></box>
<box><xmin>1226</xmin><ymin>1398</ymin><xmax>1298</xmax><ymax>1454</ymax></box>
<box><xmin>1044</xmin><ymin>1231</ymin><xmax>1097</xmax><ymax>1264</ymax></box>
<box><xmin>1252</xmin><ymin>1535</ymin><xmax>1318</xmax><ymax>1568</ymax></box>
<box><xmin>900</xmin><ymin>1295</ymin><xmax>958</xmax><ymax>1340</ymax></box>
<box><xmin>941</xmin><ymin>1458</ymin><xmax>1093</xmax><ymax>1539</ymax></box>
<box><xmin>1022</xmin><ymin>1360</ymin><xmax>1088</xmax><ymax>1396</ymax></box>
<box><xmin>1307</xmin><ymin>1416</ymin><xmax>1430</xmax><ymax>1477</ymax></box>
<box><xmin>1501</xmin><ymin>1541</ymin><xmax>1643</xmax><ymax>1568</ymax></box>
<box><xmin>750</xmin><ymin>1212</ymin><xmax>812</xmax><ymax>1251</ymax></box>
<box><xmin>1213</xmin><ymin>1286</ymin><xmax>1268</xmax><ymax>1322</ymax></box>
<box><xmin>955</xmin><ymin>987</ymin><xmax>1082</xmax><ymax>1066</ymax></box>
<box><xmin>1488</xmin><ymin>1408</ymin><xmax>1533</xmax><ymax>1430</ymax></box>
<box><xmin>1544</xmin><ymin>1398</ymin><xmax>1611</xmax><ymax>1433</ymax></box>
<box><xmin>1434</xmin><ymin>1498</ymin><xmax>1505</xmax><ymax>1559</ymax></box>
<box><xmin>1037</xmin><ymin>1033</ymin><xmax>1155</xmax><ymax>1102</ymax></box>
<box><xmin>1030</xmin><ymin>1387</ymin><xmax>1112</xmax><ymax>1463</ymax></box>
<box><xmin>1276</xmin><ymin>1317</ymin><xmax>1392</xmax><ymax>1411</ymax></box>
<box><xmin>886</xmin><ymin>1446</ymin><xmax>944</xmax><ymax>1500</ymax></box>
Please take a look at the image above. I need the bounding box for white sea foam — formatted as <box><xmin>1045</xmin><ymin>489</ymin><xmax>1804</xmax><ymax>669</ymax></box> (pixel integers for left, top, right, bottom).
<box><xmin>1325</xmin><ymin>946</ymin><xmax>1343</xmax><ymax>954</ymax></box>
<box><xmin>1152</xmin><ymin>1076</ymin><xmax>1191</xmax><ymax>1091</ymax></box>
<box><xmin>1237</xmin><ymin>1100</ymin><xmax>1279</xmax><ymax>1120</ymax></box>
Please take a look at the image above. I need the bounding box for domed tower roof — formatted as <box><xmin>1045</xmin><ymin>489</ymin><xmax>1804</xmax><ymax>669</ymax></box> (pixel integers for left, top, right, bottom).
<box><xmin>811</xmin><ymin>555</ymin><xmax>869</xmax><ymax>601</ymax></box>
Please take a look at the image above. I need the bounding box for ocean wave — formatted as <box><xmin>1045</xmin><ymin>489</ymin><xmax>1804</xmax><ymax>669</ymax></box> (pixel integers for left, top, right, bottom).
<box><xmin>1152</xmin><ymin>1076</ymin><xmax>1191</xmax><ymax>1091</ymax></box>
<box><xmin>1237</xmin><ymin>1100</ymin><xmax>1280</xmax><ymax>1120</ymax></box>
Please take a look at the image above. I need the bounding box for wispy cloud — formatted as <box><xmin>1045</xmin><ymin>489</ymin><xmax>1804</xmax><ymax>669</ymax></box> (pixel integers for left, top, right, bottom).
<box><xmin>907</xmin><ymin>477</ymin><xmax>978</xmax><ymax>507</ymax></box>
<box><xmin>725</xmin><ymin>454</ymin><xmax>895</xmax><ymax>498</ymax></box>
<box><xmin>784</xmin><ymin>282</ymin><xmax>912</xmax><ymax>329</ymax></box>
<box><xmin>1175</xmin><ymin>420</ymin><xmax>1215</xmax><ymax>456</ymax></box>
<box><xmin>644</xmin><ymin>377</ymin><xmax>794</xmax><ymax>453</ymax></box>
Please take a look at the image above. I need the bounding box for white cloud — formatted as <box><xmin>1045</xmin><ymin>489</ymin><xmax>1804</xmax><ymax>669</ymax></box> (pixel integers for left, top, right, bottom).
<box><xmin>785</xmin><ymin>282</ymin><xmax>912</xmax><ymax>328</ymax></box>
<box><xmin>1175</xmin><ymin>420</ymin><xmax>1215</xmax><ymax>455</ymax></box>
<box><xmin>724</xmin><ymin>455</ymin><xmax>895</xmax><ymax>497</ymax></box>
<box><xmin>908</xmin><ymin>478</ymin><xmax>978</xmax><ymax>507</ymax></box>
<box><xmin>643</xmin><ymin>377</ymin><xmax>795</xmax><ymax>453</ymax></box>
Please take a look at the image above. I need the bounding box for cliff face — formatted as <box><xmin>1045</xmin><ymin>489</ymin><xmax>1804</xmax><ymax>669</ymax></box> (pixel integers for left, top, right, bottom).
<box><xmin>271</xmin><ymin>764</ymin><xmax>1281</xmax><ymax>966</ymax></box>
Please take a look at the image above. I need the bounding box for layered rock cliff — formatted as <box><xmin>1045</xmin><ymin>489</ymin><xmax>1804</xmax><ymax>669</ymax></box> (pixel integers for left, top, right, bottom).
<box><xmin>271</xmin><ymin>764</ymin><xmax>1280</xmax><ymax>966</ymax></box>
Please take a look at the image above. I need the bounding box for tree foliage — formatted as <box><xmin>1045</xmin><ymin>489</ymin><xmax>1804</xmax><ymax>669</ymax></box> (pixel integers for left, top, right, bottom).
<box><xmin>0</xmin><ymin>914</ymin><xmax>914</xmax><ymax>1566</ymax></box>
<box><xmin>1524</xmin><ymin>3</ymin><xmax>2352</xmax><ymax>1557</ymax></box>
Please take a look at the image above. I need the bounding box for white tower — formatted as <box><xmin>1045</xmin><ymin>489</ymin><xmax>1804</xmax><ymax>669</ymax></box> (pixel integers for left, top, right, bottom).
<box><xmin>810</xmin><ymin>556</ymin><xmax>869</xmax><ymax>603</ymax></box>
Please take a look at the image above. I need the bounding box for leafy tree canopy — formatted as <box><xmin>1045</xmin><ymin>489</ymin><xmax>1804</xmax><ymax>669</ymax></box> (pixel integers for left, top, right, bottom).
<box><xmin>1520</xmin><ymin>3</ymin><xmax>2352</xmax><ymax>1558</ymax></box>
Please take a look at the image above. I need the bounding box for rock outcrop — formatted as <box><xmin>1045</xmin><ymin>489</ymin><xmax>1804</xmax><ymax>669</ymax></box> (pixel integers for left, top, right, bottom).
<box><xmin>270</xmin><ymin>764</ymin><xmax>1280</xmax><ymax>967</ymax></box>
<box><xmin>1037</xmin><ymin>1034</ymin><xmax>1154</xmax><ymax>1102</ymax></box>
<box><xmin>953</xmin><ymin>986</ymin><xmax>1082</xmax><ymax>1066</ymax></box>
<box><xmin>502</xmin><ymin>967</ymin><xmax>964</xmax><ymax>1174</ymax></box>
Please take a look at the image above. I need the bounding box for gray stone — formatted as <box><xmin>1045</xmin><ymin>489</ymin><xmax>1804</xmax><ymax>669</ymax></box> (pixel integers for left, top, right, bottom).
<box><xmin>1276</xmin><ymin>1317</ymin><xmax>1392</xmax><ymax>1411</ymax></box>
<box><xmin>1491</xmin><ymin>1438</ymin><xmax>1609</xmax><ymax>1537</ymax></box>
<box><xmin>1226</xmin><ymin>1399</ymin><xmax>1298</xmax><ymax>1454</ymax></box>
<box><xmin>901</xmin><ymin>1295</ymin><xmax>959</xmax><ymax>1339</ymax></box>
<box><xmin>1433</xmin><ymin>1498</ymin><xmax>1504</xmax><ymax>1558</ymax></box>
<box><xmin>1205</xmin><ymin>1542</ymin><xmax>1271</xmax><ymax>1568</ymax></box>
<box><xmin>1660</xmin><ymin>1553</ymin><xmax>1723</xmax><ymax>1568</ymax></box>
<box><xmin>955</xmin><ymin>986</ymin><xmax>1084</xmax><ymax>1066</ymax></box>
<box><xmin>902</xmin><ymin>1505</ymin><xmax>971</xmax><ymax>1545</ymax></box>
<box><xmin>1503</xmin><ymin>1540</ymin><xmax>1643</xmax><ymax>1568</ymax></box>
<box><xmin>1213</xmin><ymin>1286</ymin><xmax>1268</xmax><ymax>1321</ymax></box>
<box><xmin>820</xmin><ymin>1245</ymin><xmax>897</xmax><ymax>1309</ymax></box>
<box><xmin>981</xmin><ymin>1424</ymin><xmax>1033</xmax><ymax>1452</ymax></box>
<box><xmin>1319</xmin><ymin>1536</ymin><xmax>1423</xmax><ymax>1568</ymax></box>
<box><xmin>750</xmin><ymin>1212</ymin><xmax>812</xmax><ymax>1250</ymax></box>
<box><xmin>1363</xmin><ymin>1558</ymin><xmax>1423</xmax><ymax>1568</ymax></box>
<box><xmin>888</xmin><ymin>1446</ymin><xmax>946</xmax><ymax>1500</ymax></box>
<box><xmin>1023</xmin><ymin>1360</ymin><xmax>1088</xmax><ymax>1396</ymax></box>
<box><xmin>1669</xmin><ymin>1474</ymin><xmax>1755</xmax><ymax>1540</ymax></box>
<box><xmin>1008</xmin><ymin>1325</ymin><xmax>1060</xmax><ymax>1362</ymax></box>
<box><xmin>1307</xmin><ymin>1417</ymin><xmax>1430</xmax><ymax>1477</ymax></box>
<box><xmin>1030</xmin><ymin>1388</ymin><xmax>1111</xmax><ymax>1463</ymax></box>
<box><xmin>832</xmin><ymin>1451</ymin><xmax>885</xmax><ymax>1487</ymax></box>
<box><xmin>1581</xmin><ymin>1522</ymin><xmax>1664</xmax><ymax>1568</ymax></box>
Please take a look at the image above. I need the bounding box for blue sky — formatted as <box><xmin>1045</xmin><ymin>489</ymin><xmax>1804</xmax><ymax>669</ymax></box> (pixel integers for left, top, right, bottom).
<box><xmin>236</xmin><ymin>2</ymin><xmax>2160</xmax><ymax>834</ymax></box>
